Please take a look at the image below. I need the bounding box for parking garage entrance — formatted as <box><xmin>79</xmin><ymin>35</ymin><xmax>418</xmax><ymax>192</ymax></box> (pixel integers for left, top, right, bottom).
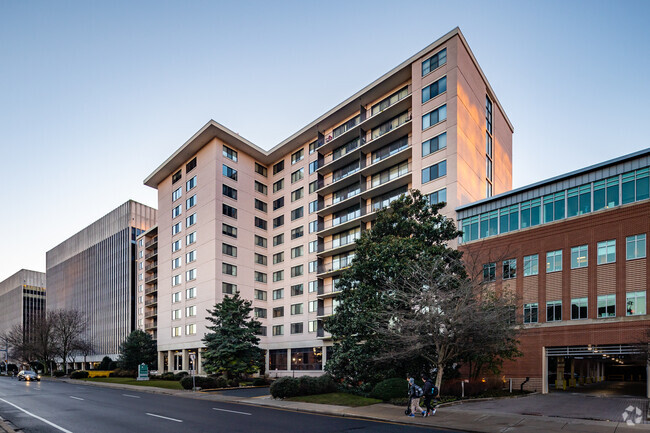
<box><xmin>544</xmin><ymin>345</ymin><xmax>648</xmax><ymax>397</ymax></box>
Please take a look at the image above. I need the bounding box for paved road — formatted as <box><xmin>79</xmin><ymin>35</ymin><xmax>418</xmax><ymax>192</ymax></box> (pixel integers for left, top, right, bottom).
<box><xmin>0</xmin><ymin>377</ymin><xmax>455</xmax><ymax>433</ymax></box>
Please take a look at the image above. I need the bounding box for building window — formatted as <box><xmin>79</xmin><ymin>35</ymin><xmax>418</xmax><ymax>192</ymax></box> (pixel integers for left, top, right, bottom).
<box><xmin>597</xmin><ymin>240</ymin><xmax>616</xmax><ymax>264</ymax></box>
<box><xmin>291</xmin><ymin>149</ymin><xmax>304</xmax><ymax>165</ymax></box>
<box><xmin>523</xmin><ymin>303</ymin><xmax>538</xmax><ymax>324</ymax></box>
<box><xmin>482</xmin><ymin>263</ymin><xmax>496</xmax><ymax>282</ymax></box>
<box><xmin>172</xmin><ymin>292</ymin><xmax>181</xmax><ymax>303</ymax></box>
<box><xmin>254</xmin><ymin>181</ymin><xmax>268</xmax><ymax>195</ymax></box>
<box><xmin>172</xmin><ymin>222</ymin><xmax>182</xmax><ymax>235</ymax></box>
<box><xmin>291</xmin><ymin>187</ymin><xmax>304</xmax><ymax>202</ymax></box>
<box><xmin>272</xmin><ymin>325</ymin><xmax>284</xmax><ymax>336</ymax></box>
<box><xmin>571</xmin><ymin>245</ymin><xmax>588</xmax><ymax>269</ymax></box>
<box><xmin>186</xmin><ymin>157</ymin><xmax>197</xmax><ymax>173</ymax></box>
<box><xmin>273</xmin><ymin>234</ymin><xmax>284</xmax><ymax>246</ymax></box>
<box><xmin>524</xmin><ymin>254</ymin><xmax>539</xmax><ymax>277</ymax></box>
<box><xmin>223</xmin><ymin>204</ymin><xmax>237</xmax><ymax>219</ymax></box>
<box><xmin>273</xmin><ymin>307</ymin><xmax>284</xmax><ymax>318</ymax></box>
<box><xmin>273</xmin><ymin>160</ymin><xmax>284</xmax><ymax>175</ymax></box>
<box><xmin>273</xmin><ymin>179</ymin><xmax>284</xmax><ymax>193</ymax></box>
<box><xmin>427</xmin><ymin>189</ymin><xmax>447</xmax><ymax>206</ymax></box>
<box><xmin>291</xmin><ymin>323</ymin><xmax>303</xmax><ymax>334</ymax></box>
<box><xmin>223</xmin><ymin>164</ymin><xmax>238</xmax><ymax>181</ymax></box>
<box><xmin>422</xmin><ymin>48</ymin><xmax>447</xmax><ymax>76</ymax></box>
<box><xmin>291</xmin><ymin>265</ymin><xmax>304</xmax><ymax>277</ymax></box>
<box><xmin>309</xmin><ymin>160</ymin><xmax>318</xmax><ymax>174</ymax></box>
<box><xmin>172</xmin><ymin>170</ymin><xmax>182</xmax><ymax>184</ymax></box>
<box><xmin>186</xmin><ymin>194</ymin><xmax>197</xmax><ymax>209</ymax></box>
<box><xmin>222</xmin><ymin>243</ymin><xmax>237</xmax><ymax>257</ymax></box>
<box><xmin>291</xmin><ymin>246</ymin><xmax>304</xmax><ymax>259</ymax></box>
<box><xmin>546</xmin><ymin>300</ymin><xmax>562</xmax><ymax>322</ymax></box>
<box><xmin>186</xmin><ymin>306</ymin><xmax>196</xmax><ymax>317</ymax></box>
<box><xmin>308</xmin><ymin>320</ymin><xmax>317</xmax><ymax>333</ymax></box>
<box><xmin>273</xmin><ymin>252</ymin><xmax>284</xmax><ymax>264</ymax></box>
<box><xmin>546</xmin><ymin>250</ymin><xmax>562</xmax><ymax>273</ymax></box>
<box><xmin>172</xmin><ymin>274</ymin><xmax>182</xmax><ymax>286</ymax></box>
<box><xmin>291</xmin><ymin>207</ymin><xmax>304</xmax><ymax>221</ymax></box>
<box><xmin>421</xmin><ymin>160</ymin><xmax>446</xmax><ymax>183</ymax></box>
<box><xmin>172</xmin><ymin>239</ymin><xmax>181</xmax><ymax>252</ymax></box>
<box><xmin>255</xmin><ymin>162</ymin><xmax>268</xmax><ymax>177</ymax></box>
<box><xmin>309</xmin><ymin>240</ymin><xmax>318</xmax><ymax>254</ymax></box>
<box><xmin>172</xmin><ymin>327</ymin><xmax>181</xmax><ymax>337</ymax></box>
<box><xmin>186</xmin><ymin>287</ymin><xmax>196</xmax><ymax>299</ymax></box>
<box><xmin>172</xmin><ymin>257</ymin><xmax>181</xmax><ymax>270</ymax></box>
<box><xmin>422</xmin><ymin>132</ymin><xmax>447</xmax><ymax>157</ymax></box>
<box><xmin>308</xmin><ymin>260</ymin><xmax>318</xmax><ymax>273</ymax></box>
<box><xmin>172</xmin><ymin>204</ymin><xmax>182</xmax><ymax>218</ymax></box>
<box><xmin>309</xmin><ymin>180</ymin><xmax>319</xmax><ymax>194</ymax></box>
<box><xmin>597</xmin><ymin>294</ymin><xmax>616</xmax><ymax>318</ymax></box>
<box><xmin>309</xmin><ymin>200</ymin><xmax>318</xmax><ymax>214</ymax></box>
<box><xmin>255</xmin><ymin>253</ymin><xmax>267</xmax><ymax>266</ymax></box>
<box><xmin>186</xmin><ymin>213</ymin><xmax>197</xmax><ymax>228</ymax></box>
<box><xmin>371</xmin><ymin>86</ymin><xmax>409</xmax><ymax>116</ymax></box>
<box><xmin>254</xmin><ymin>308</ymin><xmax>267</xmax><ymax>319</ymax></box>
<box><xmin>172</xmin><ymin>309</ymin><xmax>182</xmax><ymax>320</ymax></box>
<box><xmin>222</xmin><ymin>263</ymin><xmax>237</xmax><ymax>276</ymax></box>
<box><xmin>186</xmin><ymin>231</ymin><xmax>196</xmax><ymax>245</ymax></box>
<box><xmin>186</xmin><ymin>175</ymin><xmax>197</xmax><ymax>191</ymax></box>
<box><xmin>185</xmin><ymin>324</ymin><xmax>196</xmax><ymax>335</ymax></box>
<box><xmin>309</xmin><ymin>220</ymin><xmax>319</xmax><ymax>233</ymax></box>
<box><xmin>273</xmin><ymin>197</ymin><xmax>284</xmax><ymax>211</ymax></box>
<box><xmin>222</xmin><ymin>282</ymin><xmax>237</xmax><ymax>294</ymax></box>
<box><xmin>422</xmin><ymin>105</ymin><xmax>447</xmax><ymax>130</ymax></box>
<box><xmin>273</xmin><ymin>288</ymin><xmax>284</xmax><ymax>300</ymax></box>
<box><xmin>291</xmin><ymin>303</ymin><xmax>303</xmax><ymax>315</ymax></box>
<box><xmin>172</xmin><ymin>187</ymin><xmax>182</xmax><ymax>202</ymax></box>
<box><xmin>273</xmin><ymin>270</ymin><xmax>284</xmax><ymax>282</ymax></box>
<box><xmin>422</xmin><ymin>76</ymin><xmax>447</xmax><ymax>103</ymax></box>
<box><xmin>291</xmin><ymin>284</ymin><xmax>304</xmax><ymax>296</ymax></box>
<box><xmin>222</xmin><ymin>185</ymin><xmax>237</xmax><ymax>200</ymax></box>
<box><xmin>291</xmin><ymin>168</ymin><xmax>304</xmax><ymax>183</ymax></box>
<box><xmin>502</xmin><ymin>259</ymin><xmax>516</xmax><ymax>279</ymax></box>
<box><xmin>255</xmin><ymin>217</ymin><xmax>268</xmax><ymax>231</ymax></box>
<box><xmin>255</xmin><ymin>289</ymin><xmax>267</xmax><ymax>301</ymax></box>
<box><xmin>626</xmin><ymin>291</ymin><xmax>646</xmax><ymax>316</ymax></box>
<box><xmin>308</xmin><ymin>281</ymin><xmax>318</xmax><ymax>293</ymax></box>
<box><xmin>571</xmin><ymin>298</ymin><xmax>588</xmax><ymax>320</ymax></box>
<box><xmin>186</xmin><ymin>250</ymin><xmax>196</xmax><ymax>263</ymax></box>
<box><xmin>273</xmin><ymin>215</ymin><xmax>284</xmax><ymax>228</ymax></box>
<box><xmin>254</xmin><ymin>272</ymin><xmax>267</xmax><ymax>283</ymax></box>
<box><xmin>291</xmin><ymin>226</ymin><xmax>304</xmax><ymax>239</ymax></box>
<box><xmin>254</xmin><ymin>235</ymin><xmax>267</xmax><ymax>248</ymax></box>
<box><xmin>627</xmin><ymin>234</ymin><xmax>646</xmax><ymax>260</ymax></box>
<box><xmin>223</xmin><ymin>145</ymin><xmax>238</xmax><ymax>162</ymax></box>
<box><xmin>222</xmin><ymin>223</ymin><xmax>237</xmax><ymax>238</ymax></box>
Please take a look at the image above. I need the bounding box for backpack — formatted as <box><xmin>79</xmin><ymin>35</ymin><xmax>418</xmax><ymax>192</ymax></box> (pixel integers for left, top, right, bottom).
<box><xmin>430</xmin><ymin>385</ymin><xmax>439</xmax><ymax>396</ymax></box>
<box><xmin>414</xmin><ymin>385</ymin><xmax>424</xmax><ymax>397</ymax></box>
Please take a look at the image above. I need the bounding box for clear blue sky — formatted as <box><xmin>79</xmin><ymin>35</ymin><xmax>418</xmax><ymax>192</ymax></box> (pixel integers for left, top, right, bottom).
<box><xmin>1</xmin><ymin>0</ymin><xmax>649</xmax><ymax>281</ymax></box>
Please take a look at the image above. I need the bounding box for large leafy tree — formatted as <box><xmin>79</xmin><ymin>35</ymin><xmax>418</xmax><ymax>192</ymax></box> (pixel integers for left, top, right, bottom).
<box><xmin>202</xmin><ymin>292</ymin><xmax>264</xmax><ymax>378</ymax></box>
<box><xmin>118</xmin><ymin>330</ymin><xmax>156</xmax><ymax>370</ymax></box>
<box><xmin>324</xmin><ymin>190</ymin><xmax>465</xmax><ymax>387</ymax></box>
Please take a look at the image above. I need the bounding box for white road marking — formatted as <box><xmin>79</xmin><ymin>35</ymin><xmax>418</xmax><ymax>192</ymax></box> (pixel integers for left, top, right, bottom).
<box><xmin>0</xmin><ymin>397</ymin><xmax>74</xmax><ymax>433</ymax></box>
<box><xmin>69</xmin><ymin>396</ymin><xmax>84</xmax><ymax>401</ymax></box>
<box><xmin>122</xmin><ymin>394</ymin><xmax>141</xmax><ymax>398</ymax></box>
<box><xmin>146</xmin><ymin>413</ymin><xmax>183</xmax><ymax>423</ymax></box>
<box><xmin>212</xmin><ymin>407</ymin><xmax>252</xmax><ymax>416</ymax></box>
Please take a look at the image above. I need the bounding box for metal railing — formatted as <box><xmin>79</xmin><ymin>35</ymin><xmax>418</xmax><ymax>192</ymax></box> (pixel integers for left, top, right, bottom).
<box><xmin>144</xmin><ymin>273</ymin><xmax>158</xmax><ymax>284</ymax></box>
<box><xmin>145</xmin><ymin>298</ymin><xmax>157</xmax><ymax>307</ymax></box>
<box><xmin>145</xmin><ymin>237</ymin><xmax>158</xmax><ymax>248</ymax></box>
<box><xmin>145</xmin><ymin>250</ymin><xmax>158</xmax><ymax>260</ymax></box>
<box><xmin>145</xmin><ymin>285</ymin><xmax>158</xmax><ymax>295</ymax></box>
<box><xmin>144</xmin><ymin>308</ymin><xmax>157</xmax><ymax>318</ymax></box>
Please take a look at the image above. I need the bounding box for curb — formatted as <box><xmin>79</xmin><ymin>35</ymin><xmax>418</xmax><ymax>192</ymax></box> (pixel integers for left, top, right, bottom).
<box><xmin>0</xmin><ymin>417</ymin><xmax>17</xmax><ymax>433</ymax></box>
<box><xmin>436</xmin><ymin>392</ymin><xmax>540</xmax><ymax>408</ymax></box>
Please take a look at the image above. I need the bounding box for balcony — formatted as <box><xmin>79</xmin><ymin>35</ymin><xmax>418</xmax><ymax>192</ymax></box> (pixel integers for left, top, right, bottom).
<box><xmin>317</xmin><ymin>284</ymin><xmax>342</xmax><ymax>299</ymax></box>
<box><xmin>317</xmin><ymin>263</ymin><xmax>352</xmax><ymax>279</ymax></box>
<box><xmin>144</xmin><ymin>308</ymin><xmax>157</xmax><ymax>319</ymax></box>
<box><xmin>145</xmin><ymin>285</ymin><xmax>158</xmax><ymax>295</ymax></box>
<box><xmin>317</xmin><ymin>237</ymin><xmax>359</xmax><ymax>258</ymax></box>
<box><xmin>145</xmin><ymin>297</ymin><xmax>157</xmax><ymax>307</ymax></box>
<box><xmin>145</xmin><ymin>262</ymin><xmax>158</xmax><ymax>272</ymax></box>
<box><xmin>145</xmin><ymin>249</ymin><xmax>158</xmax><ymax>260</ymax></box>
<box><xmin>144</xmin><ymin>319</ymin><xmax>157</xmax><ymax>330</ymax></box>
<box><xmin>318</xmin><ymin>89</ymin><xmax>412</xmax><ymax>155</ymax></box>
<box><xmin>145</xmin><ymin>237</ymin><xmax>158</xmax><ymax>249</ymax></box>
<box><xmin>316</xmin><ymin>305</ymin><xmax>334</xmax><ymax>319</ymax></box>
<box><xmin>144</xmin><ymin>273</ymin><xmax>158</xmax><ymax>284</ymax></box>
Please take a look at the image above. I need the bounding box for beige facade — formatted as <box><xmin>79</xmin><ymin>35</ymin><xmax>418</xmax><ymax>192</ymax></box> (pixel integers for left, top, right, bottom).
<box><xmin>143</xmin><ymin>27</ymin><xmax>513</xmax><ymax>374</ymax></box>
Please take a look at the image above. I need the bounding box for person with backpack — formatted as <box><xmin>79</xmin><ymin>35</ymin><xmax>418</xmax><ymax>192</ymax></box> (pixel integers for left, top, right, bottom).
<box><xmin>421</xmin><ymin>374</ymin><xmax>438</xmax><ymax>416</ymax></box>
<box><xmin>406</xmin><ymin>375</ymin><xmax>426</xmax><ymax>417</ymax></box>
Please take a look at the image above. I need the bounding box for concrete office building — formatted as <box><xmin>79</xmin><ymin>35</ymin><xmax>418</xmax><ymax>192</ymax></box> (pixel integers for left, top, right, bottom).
<box><xmin>142</xmin><ymin>27</ymin><xmax>513</xmax><ymax>374</ymax></box>
<box><xmin>46</xmin><ymin>201</ymin><xmax>156</xmax><ymax>365</ymax></box>
<box><xmin>457</xmin><ymin>148</ymin><xmax>650</xmax><ymax>396</ymax></box>
<box><xmin>0</xmin><ymin>269</ymin><xmax>46</xmax><ymax>362</ymax></box>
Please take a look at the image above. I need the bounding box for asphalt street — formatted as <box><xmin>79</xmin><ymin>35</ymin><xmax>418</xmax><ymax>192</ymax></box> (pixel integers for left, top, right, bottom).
<box><xmin>0</xmin><ymin>377</ymin><xmax>457</xmax><ymax>433</ymax></box>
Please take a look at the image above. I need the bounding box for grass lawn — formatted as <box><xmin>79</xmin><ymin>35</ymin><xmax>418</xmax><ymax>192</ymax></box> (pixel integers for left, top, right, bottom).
<box><xmin>286</xmin><ymin>392</ymin><xmax>381</xmax><ymax>407</ymax></box>
<box><xmin>80</xmin><ymin>377</ymin><xmax>183</xmax><ymax>390</ymax></box>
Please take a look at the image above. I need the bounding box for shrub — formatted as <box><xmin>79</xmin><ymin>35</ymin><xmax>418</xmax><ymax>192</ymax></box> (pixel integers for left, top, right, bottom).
<box><xmin>270</xmin><ymin>376</ymin><xmax>300</xmax><ymax>399</ymax></box>
<box><xmin>87</xmin><ymin>370</ymin><xmax>111</xmax><ymax>378</ymax></box>
<box><xmin>180</xmin><ymin>376</ymin><xmax>218</xmax><ymax>390</ymax></box>
<box><xmin>270</xmin><ymin>375</ymin><xmax>338</xmax><ymax>399</ymax></box>
<box><xmin>53</xmin><ymin>370</ymin><xmax>65</xmax><ymax>378</ymax></box>
<box><xmin>228</xmin><ymin>378</ymin><xmax>239</xmax><ymax>387</ymax></box>
<box><xmin>70</xmin><ymin>370</ymin><xmax>89</xmax><ymax>379</ymax></box>
<box><xmin>370</xmin><ymin>378</ymin><xmax>407</xmax><ymax>401</ymax></box>
<box><xmin>174</xmin><ymin>371</ymin><xmax>189</xmax><ymax>380</ymax></box>
<box><xmin>215</xmin><ymin>376</ymin><xmax>228</xmax><ymax>388</ymax></box>
<box><xmin>98</xmin><ymin>356</ymin><xmax>113</xmax><ymax>371</ymax></box>
<box><xmin>316</xmin><ymin>374</ymin><xmax>338</xmax><ymax>393</ymax></box>
<box><xmin>160</xmin><ymin>372</ymin><xmax>176</xmax><ymax>381</ymax></box>
<box><xmin>110</xmin><ymin>368</ymin><xmax>136</xmax><ymax>378</ymax></box>
<box><xmin>252</xmin><ymin>377</ymin><xmax>269</xmax><ymax>386</ymax></box>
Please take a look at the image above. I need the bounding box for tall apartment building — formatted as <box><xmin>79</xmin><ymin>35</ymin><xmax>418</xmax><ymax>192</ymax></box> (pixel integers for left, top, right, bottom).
<box><xmin>143</xmin><ymin>27</ymin><xmax>513</xmax><ymax>374</ymax></box>
<box><xmin>0</xmin><ymin>269</ymin><xmax>46</xmax><ymax>362</ymax></box>
<box><xmin>135</xmin><ymin>226</ymin><xmax>159</xmax><ymax>341</ymax></box>
<box><xmin>46</xmin><ymin>201</ymin><xmax>157</xmax><ymax>366</ymax></box>
<box><xmin>457</xmin><ymin>148</ymin><xmax>650</xmax><ymax>395</ymax></box>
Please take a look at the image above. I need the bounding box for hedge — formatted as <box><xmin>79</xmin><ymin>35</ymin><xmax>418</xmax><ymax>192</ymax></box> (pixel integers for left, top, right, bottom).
<box><xmin>270</xmin><ymin>375</ymin><xmax>337</xmax><ymax>399</ymax></box>
<box><xmin>180</xmin><ymin>376</ymin><xmax>218</xmax><ymax>390</ymax></box>
<box><xmin>53</xmin><ymin>371</ymin><xmax>65</xmax><ymax>378</ymax></box>
<box><xmin>369</xmin><ymin>378</ymin><xmax>407</xmax><ymax>401</ymax></box>
<box><xmin>70</xmin><ymin>370</ymin><xmax>89</xmax><ymax>379</ymax></box>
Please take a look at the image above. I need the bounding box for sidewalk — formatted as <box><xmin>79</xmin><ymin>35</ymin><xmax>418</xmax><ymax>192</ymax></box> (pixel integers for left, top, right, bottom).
<box><xmin>51</xmin><ymin>378</ymin><xmax>650</xmax><ymax>432</ymax></box>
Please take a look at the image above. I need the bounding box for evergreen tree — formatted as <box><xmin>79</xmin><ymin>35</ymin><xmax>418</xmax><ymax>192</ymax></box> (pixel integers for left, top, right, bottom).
<box><xmin>324</xmin><ymin>190</ymin><xmax>465</xmax><ymax>388</ymax></box>
<box><xmin>117</xmin><ymin>330</ymin><xmax>157</xmax><ymax>370</ymax></box>
<box><xmin>202</xmin><ymin>292</ymin><xmax>264</xmax><ymax>378</ymax></box>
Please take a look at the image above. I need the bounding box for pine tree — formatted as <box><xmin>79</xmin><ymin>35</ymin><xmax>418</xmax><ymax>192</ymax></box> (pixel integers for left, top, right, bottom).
<box><xmin>202</xmin><ymin>292</ymin><xmax>264</xmax><ymax>378</ymax></box>
<box><xmin>118</xmin><ymin>330</ymin><xmax>157</xmax><ymax>370</ymax></box>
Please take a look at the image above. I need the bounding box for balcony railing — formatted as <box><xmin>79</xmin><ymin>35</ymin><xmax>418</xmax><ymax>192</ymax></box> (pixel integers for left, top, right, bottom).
<box><xmin>317</xmin><ymin>262</ymin><xmax>352</xmax><ymax>275</ymax></box>
<box><xmin>145</xmin><ymin>249</ymin><xmax>158</xmax><ymax>260</ymax></box>
<box><xmin>144</xmin><ymin>308</ymin><xmax>157</xmax><ymax>318</ymax></box>
<box><xmin>145</xmin><ymin>237</ymin><xmax>158</xmax><ymax>249</ymax></box>
<box><xmin>145</xmin><ymin>285</ymin><xmax>158</xmax><ymax>295</ymax></box>
<box><xmin>317</xmin><ymin>285</ymin><xmax>342</xmax><ymax>296</ymax></box>
<box><xmin>317</xmin><ymin>306</ymin><xmax>334</xmax><ymax>317</ymax></box>
<box><xmin>144</xmin><ymin>320</ymin><xmax>157</xmax><ymax>330</ymax></box>
<box><xmin>145</xmin><ymin>298</ymin><xmax>157</xmax><ymax>307</ymax></box>
<box><xmin>144</xmin><ymin>273</ymin><xmax>158</xmax><ymax>284</ymax></box>
<box><xmin>145</xmin><ymin>262</ymin><xmax>158</xmax><ymax>272</ymax></box>
<box><xmin>318</xmin><ymin>236</ymin><xmax>360</xmax><ymax>253</ymax></box>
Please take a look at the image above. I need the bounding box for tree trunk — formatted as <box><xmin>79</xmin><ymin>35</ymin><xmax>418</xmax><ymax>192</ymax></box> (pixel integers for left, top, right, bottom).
<box><xmin>435</xmin><ymin>365</ymin><xmax>444</xmax><ymax>396</ymax></box>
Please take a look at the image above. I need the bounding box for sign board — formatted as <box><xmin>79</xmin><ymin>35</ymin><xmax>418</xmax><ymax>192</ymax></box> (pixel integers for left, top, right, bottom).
<box><xmin>137</xmin><ymin>363</ymin><xmax>149</xmax><ymax>381</ymax></box>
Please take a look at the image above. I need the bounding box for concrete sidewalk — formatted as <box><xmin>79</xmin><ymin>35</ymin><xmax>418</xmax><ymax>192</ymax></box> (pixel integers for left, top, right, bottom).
<box><xmin>51</xmin><ymin>378</ymin><xmax>650</xmax><ymax>432</ymax></box>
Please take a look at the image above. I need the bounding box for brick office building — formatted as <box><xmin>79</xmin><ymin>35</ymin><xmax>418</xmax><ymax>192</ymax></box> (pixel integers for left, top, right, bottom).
<box><xmin>457</xmin><ymin>149</ymin><xmax>650</xmax><ymax>396</ymax></box>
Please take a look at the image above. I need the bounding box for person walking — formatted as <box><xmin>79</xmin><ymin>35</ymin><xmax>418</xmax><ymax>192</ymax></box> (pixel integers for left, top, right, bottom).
<box><xmin>421</xmin><ymin>374</ymin><xmax>437</xmax><ymax>416</ymax></box>
<box><xmin>406</xmin><ymin>375</ymin><xmax>426</xmax><ymax>417</ymax></box>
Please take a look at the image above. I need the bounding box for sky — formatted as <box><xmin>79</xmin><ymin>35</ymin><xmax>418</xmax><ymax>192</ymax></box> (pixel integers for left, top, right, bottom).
<box><xmin>1</xmin><ymin>0</ymin><xmax>649</xmax><ymax>281</ymax></box>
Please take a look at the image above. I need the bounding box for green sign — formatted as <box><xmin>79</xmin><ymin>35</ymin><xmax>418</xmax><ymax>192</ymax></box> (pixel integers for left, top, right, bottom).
<box><xmin>137</xmin><ymin>363</ymin><xmax>149</xmax><ymax>381</ymax></box>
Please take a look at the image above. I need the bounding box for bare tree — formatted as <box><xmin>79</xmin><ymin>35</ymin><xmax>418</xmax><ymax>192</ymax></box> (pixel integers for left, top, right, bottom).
<box><xmin>51</xmin><ymin>310</ymin><xmax>87</xmax><ymax>374</ymax></box>
<box><xmin>73</xmin><ymin>339</ymin><xmax>95</xmax><ymax>371</ymax></box>
<box><xmin>2</xmin><ymin>324</ymin><xmax>32</xmax><ymax>367</ymax></box>
<box><xmin>372</xmin><ymin>257</ymin><xmax>519</xmax><ymax>392</ymax></box>
<box><xmin>30</xmin><ymin>313</ymin><xmax>57</xmax><ymax>374</ymax></box>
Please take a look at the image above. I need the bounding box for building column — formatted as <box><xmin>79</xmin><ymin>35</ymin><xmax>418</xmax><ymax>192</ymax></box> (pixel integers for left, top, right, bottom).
<box><xmin>569</xmin><ymin>359</ymin><xmax>576</xmax><ymax>387</ymax></box>
<box><xmin>286</xmin><ymin>348</ymin><xmax>291</xmax><ymax>373</ymax></box>
<box><xmin>556</xmin><ymin>357</ymin><xmax>565</xmax><ymax>390</ymax></box>
<box><xmin>167</xmin><ymin>350</ymin><xmax>174</xmax><ymax>372</ymax></box>
<box><xmin>182</xmin><ymin>349</ymin><xmax>189</xmax><ymax>372</ymax></box>
<box><xmin>321</xmin><ymin>345</ymin><xmax>327</xmax><ymax>370</ymax></box>
<box><xmin>264</xmin><ymin>350</ymin><xmax>269</xmax><ymax>376</ymax></box>
<box><xmin>541</xmin><ymin>347</ymin><xmax>548</xmax><ymax>394</ymax></box>
<box><xmin>197</xmin><ymin>349</ymin><xmax>203</xmax><ymax>375</ymax></box>
<box><xmin>158</xmin><ymin>352</ymin><xmax>165</xmax><ymax>372</ymax></box>
<box><xmin>646</xmin><ymin>361</ymin><xmax>650</xmax><ymax>398</ymax></box>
